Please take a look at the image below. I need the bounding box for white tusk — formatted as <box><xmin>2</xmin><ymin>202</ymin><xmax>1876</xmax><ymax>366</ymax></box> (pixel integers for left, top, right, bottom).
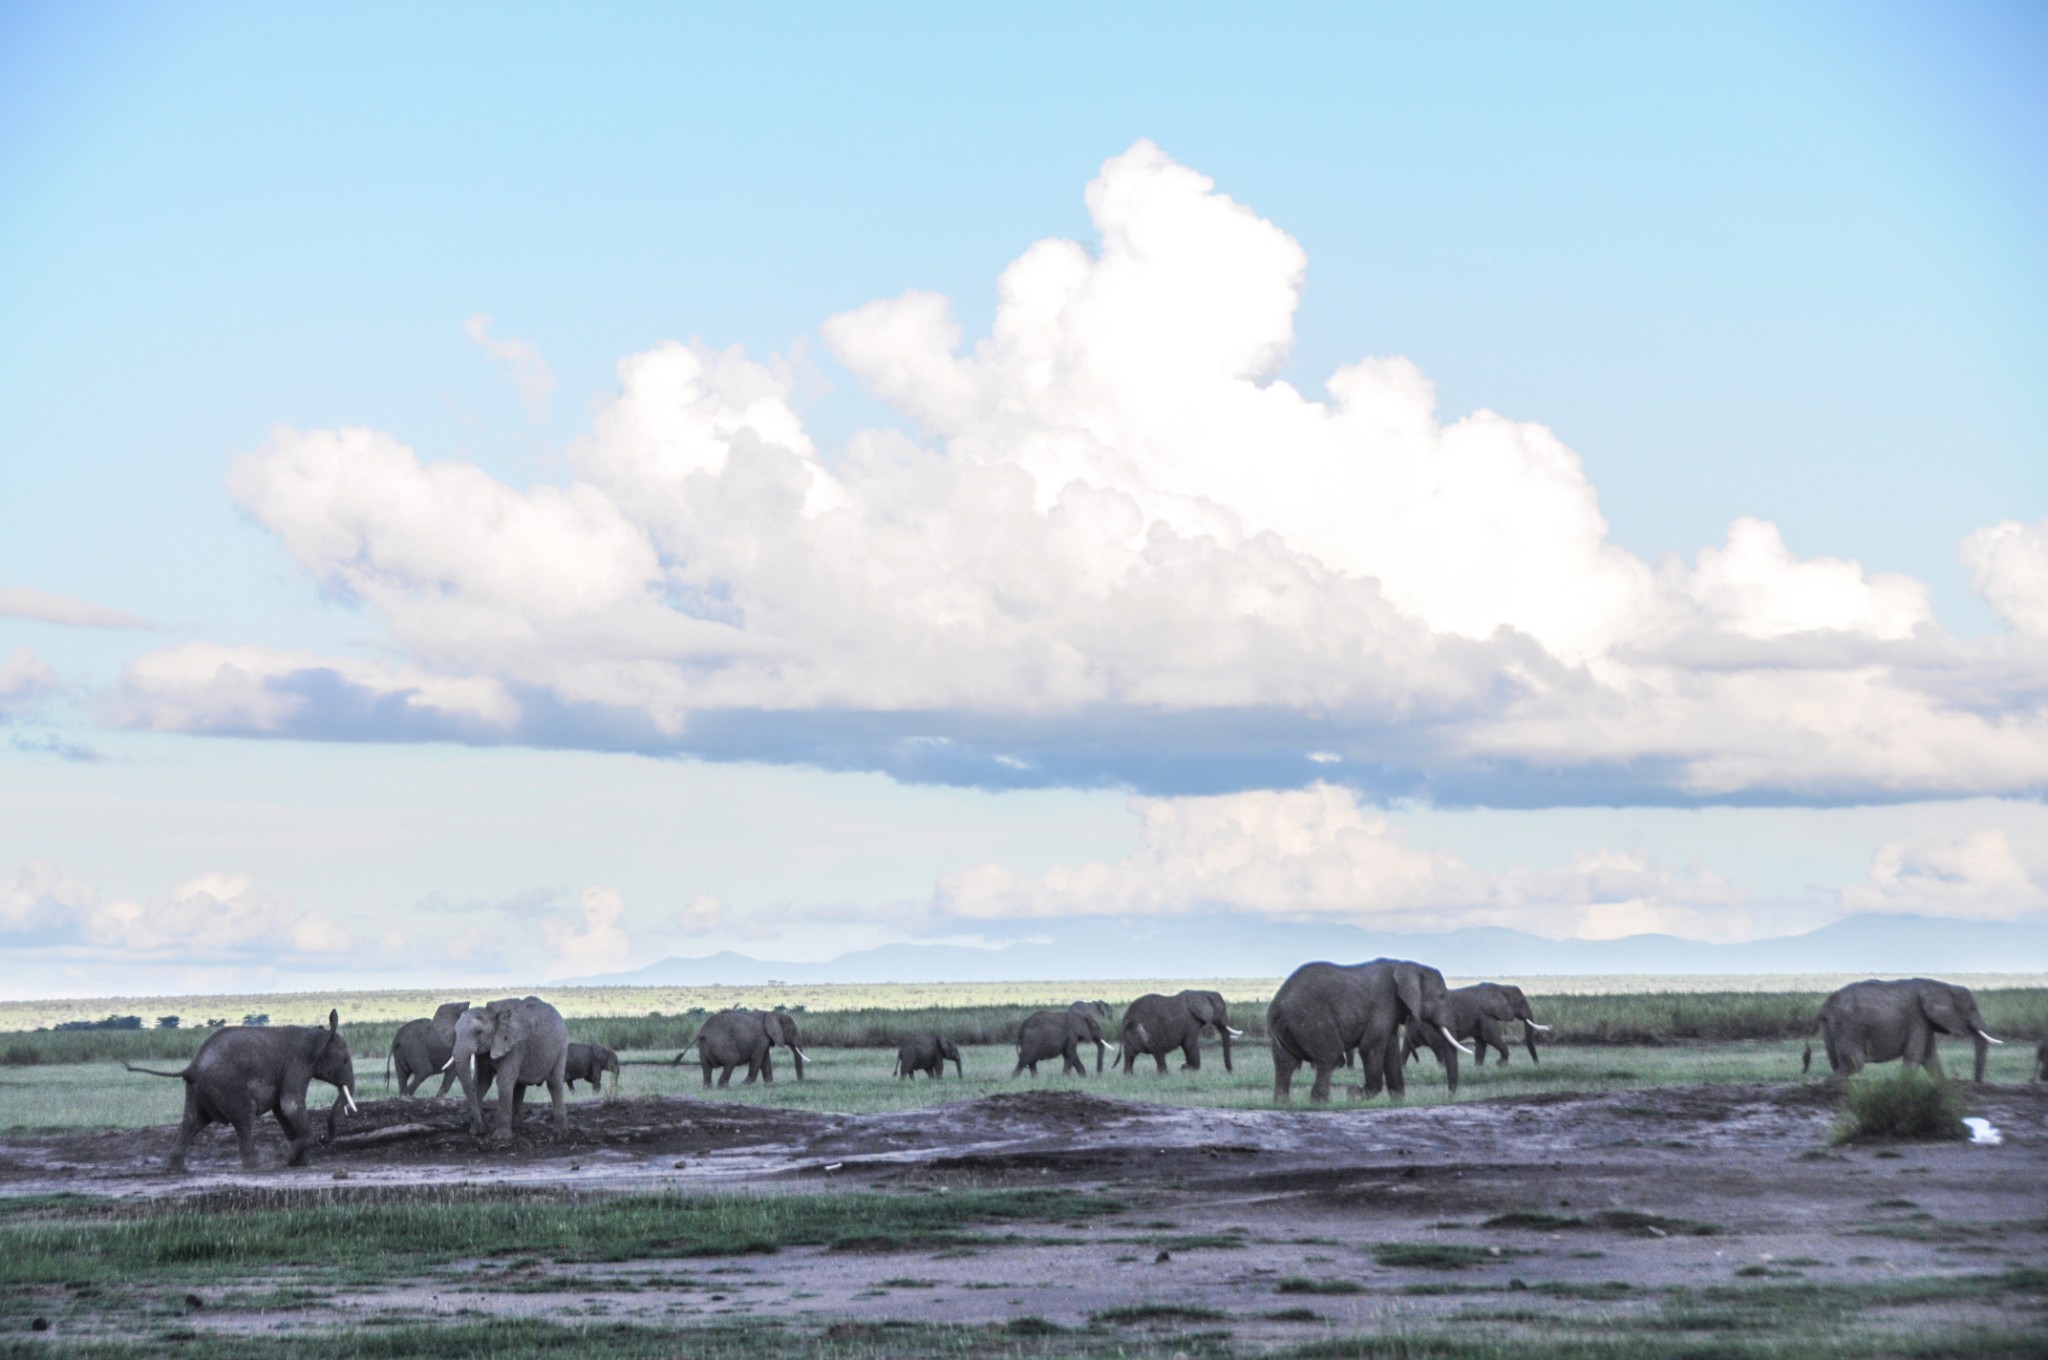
<box><xmin>1226</xmin><ymin>1027</ymin><xmax>1245</xmax><ymax>1038</ymax></box>
<box><xmin>794</xmin><ymin>1047</ymin><xmax>809</xmax><ymax>1061</ymax></box>
<box><xmin>342</xmin><ymin>1087</ymin><xmax>358</xmax><ymax>1114</ymax></box>
<box><xmin>440</xmin><ymin>1057</ymin><xmax>454</xmax><ymax>1072</ymax></box>
<box><xmin>1527</xmin><ymin>1022</ymin><xmax>1554</xmax><ymax>1032</ymax></box>
<box><xmin>1975</xmin><ymin>1029</ymin><xmax>2005</xmax><ymax>1046</ymax></box>
<box><xmin>1440</xmin><ymin>1025</ymin><xmax>1475</xmax><ymax>1056</ymax></box>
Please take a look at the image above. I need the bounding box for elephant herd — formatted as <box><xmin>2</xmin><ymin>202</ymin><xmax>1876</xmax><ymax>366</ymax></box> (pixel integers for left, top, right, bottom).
<box><xmin>121</xmin><ymin>971</ymin><xmax>2033</xmax><ymax>1171</ymax></box>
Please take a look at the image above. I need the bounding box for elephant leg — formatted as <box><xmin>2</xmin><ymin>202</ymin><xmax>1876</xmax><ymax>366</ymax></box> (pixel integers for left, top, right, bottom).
<box><xmin>717</xmin><ymin>1063</ymin><xmax>735</xmax><ymax>1088</ymax></box>
<box><xmin>1308</xmin><ymin>1061</ymin><xmax>1336</xmax><ymax>1103</ymax></box>
<box><xmin>277</xmin><ymin>1099</ymin><xmax>314</xmax><ymax>1167</ymax></box>
<box><xmin>1011</xmin><ymin>1055</ymin><xmax>1029</xmax><ymax>1077</ymax></box>
<box><xmin>701</xmin><ymin>1059</ymin><xmax>714</xmax><ymax>1088</ymax></box>
<box><xmin>1272</xmin><ymin>1046</ymin><xmax>1300</xmax><ymax>1102</ymax></box>
<box><xmin>1062</xmin><ymin>1042</ymin><xmax>1085</xmax><ymax>1077</ymax></box>
<box><xmin>1152</xmin><ymin>1050</ymin><xmax>1168</xmax><ymax>1075</ymax></box>
<box><xmin>1381</xmin><ymin>1043</ymin><xmax>1407</xmax><ymax>1100</ymax></box>
<box><xmin>234</xmin><ymin>1116</ymin><xmax>261</xmax><ymax>1169</ymax></box>
<box><xmin>511</xmin><ymin>1081</ymin><xmax>529</xmax><ymax>1127</ymax></box>
<box><xmin>167</xmin><ymin>1093</ymin><xmax>207</xmax><ymax>1173</ymax></box>
<box><xmin>1181</xmin><ymin>1038</ymin><xmax>1201</xmax><ymax>1072</ymax></box>
<box><xmin>493</xmin><ymin>1075</ymin><xmax>517</xmax><ymax>1142</ymax></box>
<box><xmin>549</xmin><ymin>1078</ymin><xmax>567</xmax><ymax>1133</ymax></box>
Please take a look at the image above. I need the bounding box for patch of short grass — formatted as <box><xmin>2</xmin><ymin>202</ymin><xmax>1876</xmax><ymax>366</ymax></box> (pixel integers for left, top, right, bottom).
<box><xmin>1833</xmin><ymin>1068</ymin><xmax>1966</xmax><ymax>1144</ymax></box>
<box><xmin>1092</xmin><ymin>1303</ymin><xmax>1229</xmax><ymax>1324</ymax></box>
<box><xmin>1277</xmin><ymin>1276</ymin><xmax>1365</xmax><ymax>1295</ymax></box>
<box><xmin>1372</xmin><ymin>1243</ymin><xmax>1515</xmax><ymax>1269</ymax></box>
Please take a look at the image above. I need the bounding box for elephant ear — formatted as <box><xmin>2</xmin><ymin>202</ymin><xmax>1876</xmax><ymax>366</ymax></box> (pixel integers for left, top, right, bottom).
<box><xmin>1185</xmin><ymin>992</ymin><xmax>1219</xmax><ymax>1026</ymax></box>
<box><xmin>1918</xmin><ymin>985</ymin><xmax>1969</xmax><ymax>1037</ymax></box>
<box><xmin>1395</xmin><ymin>966</ymin><xmax>1425</xmax><ymax>1024</ymax></box>
<box><xmin>433</xmin><ymin>1001</ymin><xmax>471</xmax><ymax>1028</ymax></box>
<box><xmin>1480</xmin><ymin>989</ymin><xmax>1518</xmax><ymax>1021</ymax></box>
<box><xmin>489</xmin><ymin>1003</ymin><xmax>533</xmax><ymax>1062</ymax></box>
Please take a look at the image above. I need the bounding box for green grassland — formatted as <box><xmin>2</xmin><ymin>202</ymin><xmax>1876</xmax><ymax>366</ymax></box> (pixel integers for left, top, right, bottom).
<box><xmin>5</xmin><ymin>1028</ymin><xmax>2044</xmax><ymax>1132</ymax></box>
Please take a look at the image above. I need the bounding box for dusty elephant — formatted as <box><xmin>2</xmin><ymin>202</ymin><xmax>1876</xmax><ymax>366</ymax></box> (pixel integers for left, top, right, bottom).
<box><xmin>1267</xmin><ymin>958</ymin><xmax>1472</xmax><ymax>1103</ymax></box>
<box><xmin>677</xmin><ymin>1009</ymin><xmax>806</xmax><ymax>1086</ymax></box>
<box><xmin>1803</xmin><ymin>978</ymin><xmax>2003</xmax><ymax>1082</ymax></box>
<box><xmin>894</xmin><ymin>1033</ymin><xmax>964</xmax><ymax>1079</ymax></box>
<box><xmin>1120</xmin><ymin>990</ymin><xmax>1243</xmax><ymax>1074</ymax></box>
<box><xmin>385</xmin><ymin>1001</ymin><xmax>469</xmax><ymax>1098</ymax></box>
<box><xmin>563</xmin><ymin>1041</ymin><xmax>619</xmax><ymax>1094</ymax></box>
<box><xmin>1403</xmin><ymin>983</ymin><xmax>1551</xmax><ymax>1072</ymax></box>
<box><xmin>125</xmin><ymin>1009</ymin><xmax>358</xmax><ymax>1172</ymax></box>
<box><xmin>447</xmin><ymin>996</ymin><xmax>570</xmax><ymax>1141</ymax></box>
<box><xmin>1013</xmin><ymin>1008</ymin><xmax>1114</xmax><ymax>1076</ymax></box>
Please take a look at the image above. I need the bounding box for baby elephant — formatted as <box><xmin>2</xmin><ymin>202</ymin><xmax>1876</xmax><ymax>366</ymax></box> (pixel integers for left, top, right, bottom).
<box><xmin>2034</xmin><ymin>1036</ymin><xmax>2047</xmax><ymax>1083</ymax></box>
<box><xmin>564</xmin><ymin>1042</ymin><xmax>619</xmax><ymax>1094</ymax></box>
<box><xmin>895</xmin><ymin>1034</ymin><xmax>964</xmax><ymax>1080</ymax></box>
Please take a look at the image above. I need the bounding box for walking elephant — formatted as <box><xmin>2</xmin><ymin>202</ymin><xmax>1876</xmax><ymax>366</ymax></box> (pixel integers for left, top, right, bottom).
<box><xmin>2035</xmin><ymin>1036</ymin><xmax>2047</xmax><ymax>1083</ymax></box>
<box><xmin>894</xmin><ymin>1033</ymin><xmax>964</xmax><ymax>1079</ymax></box>
<box><xmin>125</xmin><ymin>1009</ymin><xmax>358</xmax><ymax>1172</ymax></box>
<box><xmin>1267</xmin><ymin>958</ymin><xmax>1471</xmax><ymax>1103</ymax></box>
<box><xmin>1802</xmin><ymin>978</ymin><xmax>2003</xmax><ymax>1082</ymax></box>
<box><xmin>677</xmin><ymin>1009</ymin><xmax>807</xmax><ymax>1086</ymax></box>
<box><xmin>1014</xmin><ymin>1008</ymin><xmax>1114</xmax><ymax>1076</ymax></box>
<box><xmin>1403</xmin><ymin>983</ymin><xmax>1551</xmax><ymax>1071</ymax></box>
<box><xmin>563</xmin><ymin>1041</ymin><xmax>619</xmax><ymax>1094</ymax></box>
<box><xmin>385</xmin><ymin>1001</ymin><xmax>469</xmax><ymax>1098</ymax></box>
<box><xmin>447</xmin><ymin>996</ymin><xmax>571</xmax><ymax>1141</ymax></box>
<box><xmin>1120</xmin><ymin>990</ymin><xmax>1244</xmax><ymax>1074</ymax></box>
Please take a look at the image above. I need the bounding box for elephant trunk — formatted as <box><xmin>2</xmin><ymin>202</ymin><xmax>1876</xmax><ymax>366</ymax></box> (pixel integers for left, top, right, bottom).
<box><xmin>951</xmin><ymin>1051</ymin><xmax>963</xmax><ymax>1079</ymax></box>
<box><xmin>1438</xmin><ymin>1024</ymin><xmax>1475</xmax><ymax>1057</ymax></box>
<box><xmin>791</xmin><ymin>1045</ymin><xmax>807</xmax><ymax>1081</ymax></box>
<box><xmin>1971</xmin><ymin>1031</ymin><xmax>1995</xmax><ymax>1083</ymax></box>
<box><xmin>1219</xmin><ymin>1022</ymin><xmax>1234</xmax><ymax>1073</ymax></box>
<box><xmin>1522</xmin><ymin>1021</ymin><xmax>1542</xmax><ymax>1066</ymax></box>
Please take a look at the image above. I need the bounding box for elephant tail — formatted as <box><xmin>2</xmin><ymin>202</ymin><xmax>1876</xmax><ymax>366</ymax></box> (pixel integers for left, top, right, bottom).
<box><xmin>122</xmin><ymin>1062</ymin><xmax>189</xmax><ymax>1079</ymax></box>
<box><xmin>383</xmin><ymin>1047</ymin><xmax>394</xmax><ymax>1090</ymax></box>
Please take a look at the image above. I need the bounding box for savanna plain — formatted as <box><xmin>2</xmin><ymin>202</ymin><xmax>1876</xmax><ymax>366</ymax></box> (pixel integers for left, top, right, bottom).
<box><xmin>2</xmin><ymin>977</ymin><xmax>2045</xmax><ymax>1360</ymax></box>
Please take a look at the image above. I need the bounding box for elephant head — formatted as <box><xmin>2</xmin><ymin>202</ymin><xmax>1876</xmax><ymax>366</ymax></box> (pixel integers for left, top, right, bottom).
<box><xmin>1387</xmin><ymin>961</ymin><xmax>1471</xmax><ymax>1057</ymax></box>
<box><xmin>314</xmin><ymin>1008</ymin><xmax>359</xmax><ymax>1139</ymax></box>
<box><xmin>1478</xmin><ymin>984</ymin><xmax>1551</xmax><ymax>1062</ymax></box>
<box><xmin>1911</xmin><ymin>979</ymin><xmax>2002</xmax><ymax>1081</ymax></box>
<box><xmin>938</xmin><ymin>1036</ymin><xmax>963</xmax><ymax>1078</ymax></box>
<box><xmin>1180</xmin><ymin>989</ymin><xmax>1244</xmax><ymax>1071</ymax></box>
<box><xmin>764</xmin><ymin>1011</ymin><xmax>807</xmax><ymax>1080</ymax></box>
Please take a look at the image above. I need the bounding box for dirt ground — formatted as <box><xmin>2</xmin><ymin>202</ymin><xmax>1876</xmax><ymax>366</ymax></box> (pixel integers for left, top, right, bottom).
<box><xmin>4</xmin><ymin>1081</ymin><xmax>2046</xmax><ymax>1346</ymax></box>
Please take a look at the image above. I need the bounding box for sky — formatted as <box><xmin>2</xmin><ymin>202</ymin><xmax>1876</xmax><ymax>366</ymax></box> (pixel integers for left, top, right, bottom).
<box><xmin>1</xmin><ymin>3</ymin><xmax>2044</xmax><ymax>998</ymax></box>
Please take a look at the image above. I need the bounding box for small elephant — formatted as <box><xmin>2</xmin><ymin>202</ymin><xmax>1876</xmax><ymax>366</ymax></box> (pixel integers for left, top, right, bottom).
<box><xmin>895</xmin><ymin>1034</ymin><xmax>964</xmax><ymax>1080</ymax></box>
<box><xmin>126</xmin><ymin>1009</ymin><xmax>358</xmax><ymax>1172</ymax></box>
<box><xmin>564</xmin><ymin>1042</ymin><xmax>619</xmax><ymax>1094</ymax></box>
<box><xmin>2035</xmin><ymin>1036</ymin><xmax>2047</xmax><ymax>1083</ymax></box>
<box><xmin>1403</xmin><ymin>983</ymin><xmax>1551</xmax><ymax>1072</ymax></box>
<box><xmin>1803</xmin><ymin>978</ymin><xmax>2004</xmax><ymax>1082</ymax></box>
<box><xmin>1120</xmin><ymin>990</ymin><xmax>1243</xmax><ymax>1074</ymax></box>
<box><xmin>386</xmin><ymin>1001</ymin><xmax>469</xmax><ymax>1098</ymax></box>
<box><xmin>1014</xmin><ymin>1009</ymin><xmax>1114</xmax><ymax>1077</ymax></box>
<box><xmin>678</xmin><ymin>1009</ymin><xmax>806</xmax><ymax>1086</ymax></box>
<box><xmin>448</xmin><ymin>996</ymin><xmax>571</xmax><ymax>1141</ymax></box>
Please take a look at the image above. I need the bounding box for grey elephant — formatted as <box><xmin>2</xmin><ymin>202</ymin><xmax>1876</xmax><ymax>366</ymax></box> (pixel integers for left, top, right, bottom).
<box><xmin>447</xmin><ymin>996</ymin><xmax>570</xmax><ymax>1141</ymax></box>
<box><xmin>563</xmin><ymin>1041</ymin><xmax>619</xmax><ymax>1094</ymax></box>
<box><xmin>385</xmin><ymin>1001</ymin><xmax>469</xmax><ymax>1098</ymax></box>
<box><xmin>1013</xmin><ymin>1008</ymin><xmax>1114</xmax><ymax>1077</ymax></box>
<box><xmin>2035</xmin><ymin>1036</ymin><xmax>2047</xmax><ymax>1083</ymax></box>
<box><xmin>894</xmin><ymin>1033</ymin><xmax>964</xmax><ymax>1079</ymax></box>
<box><xmin>1268</xmin><ymin>958</ymin><xmax>1472</xmax><ymax>1103</ymax></box>
<box><xmin>677</xmin><ymin>1009</ymin><xmax>807</xmax><ymax>1086</ymax></box>
<box><xmin>1120</xmin><ymin>990</ymin><xmax>1244</xmax><ymax>1074</ymax></box>
<box><xmin>125</xmin><ymin>1008</ymin><xmax>358</xmax><ymax>1171</ymax></box>
<box><xmin>1403</xmin><ymin>983</ymin><xmax>1551</xmax><ymax>1071</ymax></box>
<box><xmin>1802</xmin><ymin>978</ymin><xmax>2004</xmax><ymax>1082</ymax></box>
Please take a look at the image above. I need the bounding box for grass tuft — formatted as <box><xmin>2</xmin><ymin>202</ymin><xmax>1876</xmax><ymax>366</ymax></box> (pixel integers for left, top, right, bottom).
<box><xmin>1831</xmin><ymin>1068</ymin><xmax>1967</xmax><ymax>1144</ymax></box>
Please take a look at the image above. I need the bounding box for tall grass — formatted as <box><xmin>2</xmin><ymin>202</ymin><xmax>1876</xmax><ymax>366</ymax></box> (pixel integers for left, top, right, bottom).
<box><xmin>1831</xmin><ymin>1068</ymin><xmax>1967</xmax><ymax>1144</ymax></box>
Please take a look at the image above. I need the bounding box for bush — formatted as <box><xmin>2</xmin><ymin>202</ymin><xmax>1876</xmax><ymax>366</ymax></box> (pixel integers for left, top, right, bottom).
<box><xmin>1832</xmin><ymin>1067</ymin><xmax>1966</xmax><ymax>1144</ymax></box>
<box><xmin>156</xmin><ymin>1016</ymin><xmax>180</xmax><ymax>1029</ymax></box>
<box><xmin>3</xmin><ymin>1044</ymin><xmax>38</xmax><ymax>1066</ymax></box>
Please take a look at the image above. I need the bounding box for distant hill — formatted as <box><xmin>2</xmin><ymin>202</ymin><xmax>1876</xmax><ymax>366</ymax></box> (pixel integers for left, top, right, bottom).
<box><xmin>567</xmin><ymin>913</ymin><xmax>2048</xmax><ymax>986</ymax></box>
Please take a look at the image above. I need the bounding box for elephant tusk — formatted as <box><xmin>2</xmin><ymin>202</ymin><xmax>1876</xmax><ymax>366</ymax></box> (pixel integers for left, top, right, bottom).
<box><xmin>342</xmin><ymin>1087</ymin><xmax>358</xmax><ymax>1114</ymax></box>
<box><xmin>1527</xmin><ymin>1022</ymin><xmax>1554</xmax><ymax>1032</ymax></box>
<box><xmin>794</xmin><ymin>1047</ymin><xmax>809</xmax><ymax>1061</ymax></box>
<box><xmin>1226</xmin><ymin>1027</ymin><xmax>1245</xmax><ymax>1038</ymax></box>
<box><xmin>1439</xmin><ymin>1025</ymin><xmax>1475</xmax><ymax>1056</ymax></box>
<box><xmin>440</xmin><ymin>1056</ymin><xmax>454</xmax><ymax>1072</ymax></box>
<box><xmin>1975</xmin><ymin>1029</ymin><xmax>2005</xmax><ymax>1046</ymax></box>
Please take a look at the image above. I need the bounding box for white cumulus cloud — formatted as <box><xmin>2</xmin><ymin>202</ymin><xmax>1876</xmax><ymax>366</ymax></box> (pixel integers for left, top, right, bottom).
<box><xmin>540</xmin><ymin>885</ymin><xmax>635</xmax><ymax>978</ymax></box>
<box><xmin>1838</xmin><ymin>828</ymin><xmax>2048</xmax><ymax>922</ymax></box>
<box><xmin>0</xmin><ymin>862</ymin><xmax>353</xmax><ymax>957</ymax></box>
<box><xmin>464</xmin><ymin>315</ymin><xmax>555</xmax><ymax>419</ymax></box>
<box><xmin>0</xmin><ymin>648</ymin><xmax>60</xmax><ymax>718</ymax></box>
<box><xmin>104</xmin><ymin>141</ymin><xmax>2048</xmax><ymax>806</ymax></box>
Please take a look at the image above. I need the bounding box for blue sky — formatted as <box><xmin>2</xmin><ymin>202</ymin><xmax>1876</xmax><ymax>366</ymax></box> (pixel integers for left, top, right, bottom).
<box><xmin>2</xmin><ymin>3</ymin><xmax>2044</xmax><ymax>996</ymax></box>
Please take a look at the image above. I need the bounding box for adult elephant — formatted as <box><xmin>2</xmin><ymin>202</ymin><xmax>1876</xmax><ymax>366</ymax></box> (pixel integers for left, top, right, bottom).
<box><xmin>2035</xmin><ymin>1036</ymin><xmax>2047</xmax><ymax>1083</ymax></box>
<box><xmin>386</xmin><ymin>1001</ymin><xmax>469</xmax><ymax>1098</ymax></box>
<box><xmin>125</xmin><ymin>1009</ymin><xmax>358</xmax><ymax>1172</ymax></box>
<box><xmin>1268</xmin><ymin>958</ymin><xmax>1471</xmax><ymax>1103</ymax></box>
<box><xmin>1120</xmin><ymin>990</ymin><xmax>1243</xmax><ymax>1074</ymax></box>
<box><xmin>1803</xmin><ymin>978</ymin><xmax>2003</xmax><ymax>1082</ymax></box>
<box><xmin>1014</xmin><ymin>1008</ymin><xmax>1114</xmax><ymax>1076</ymax></box>
<box><xmin>563</xmin><ymin>1042</ymin><xmax>619</xmax><ymax>1094</ymax></box>
<box><xmin>894</xmin><ymin>1033</ymin><xmax>964</xmax><ymax>1080</ymax></box>
<box><xmin>447</xmin><ymin>996</ymin><xmax>570</xmax><ymax>1141</ymax></box>
<box><xmin>1403</xmin><ymin>983</ymin><xmax>1551</xmax><ymax>1072</ymax></box>
<box><xmin>678</xmin><ymin>1009</ymin><xmax>807</xmax><ymax>1086</ymax></box>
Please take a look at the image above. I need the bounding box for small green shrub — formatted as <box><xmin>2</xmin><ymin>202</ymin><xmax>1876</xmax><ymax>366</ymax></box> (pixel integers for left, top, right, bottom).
<box><xmin>1832</xmin><ymin>1067</ymin><xmax>1966</xmax><ymax>1144</ymax></box>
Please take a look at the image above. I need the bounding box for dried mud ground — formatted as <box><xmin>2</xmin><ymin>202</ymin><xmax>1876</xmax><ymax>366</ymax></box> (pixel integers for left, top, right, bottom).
<box><xmin>3</xmin><ymin>1081</ymin><xmax>2046</xmax><ymax>1357</ymax></box>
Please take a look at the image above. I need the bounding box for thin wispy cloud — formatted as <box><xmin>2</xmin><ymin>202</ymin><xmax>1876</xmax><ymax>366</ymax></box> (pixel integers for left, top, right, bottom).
<box><xmin>0</xmin><ymin>588</ymin><xmax>158</xmax><ymax>631</ymax></box>
<box><xmin>464</xmin><ymin>314</ymin><xmax>556</xmax><ymax>420</ymax></box>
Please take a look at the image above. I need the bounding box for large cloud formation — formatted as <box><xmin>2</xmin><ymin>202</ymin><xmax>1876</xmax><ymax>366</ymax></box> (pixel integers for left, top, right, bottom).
<box><xmin>113</xmin><ymin>142</ymin><xmax>2048</xmax><ymax>805</ymax></box>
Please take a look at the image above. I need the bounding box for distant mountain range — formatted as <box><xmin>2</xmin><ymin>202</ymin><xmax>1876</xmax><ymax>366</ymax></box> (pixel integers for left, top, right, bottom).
<box><xmin>568</xmin><ymin>913</ymin><xmax>2048</xmax><ymax>986</ymax></box>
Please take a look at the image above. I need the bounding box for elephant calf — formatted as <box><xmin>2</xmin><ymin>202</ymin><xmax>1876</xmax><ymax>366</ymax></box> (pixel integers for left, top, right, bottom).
<box><xmin>386</xmin><ymin>1001</ymin><xmax>469</xmax><ymax>1098</ymax></box>
<box><xmin>564</xmin><ymin>1041</ymin><xmax>619</xmax><ymax>1093</ymax></box>
<box><xmin>2036</xmin><ymin>1036</ymin><xmax>2047</xmax><ymax>1083</ymax></box>
<box><xmin>895</xmin><ymin>1033</ymin><xmax>963</xmax><ymax>1080</ymax></box>
<box><xmin>126</xmin><ymin>1009</ymin><xmax>359</xmax><ymax>1172</ymax></box>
